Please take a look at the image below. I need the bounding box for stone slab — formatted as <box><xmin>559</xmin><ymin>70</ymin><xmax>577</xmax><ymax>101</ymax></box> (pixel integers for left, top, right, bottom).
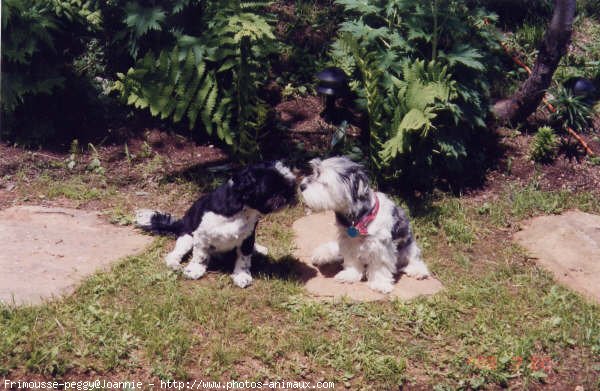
<box><xmin>293</xmin><ymin>211</ymin><xmax>443</xmax><ymax>302</ymax></box>
<box><xmin>0</xmin><ymin>206</ymin><xmax>153</xmax><ymax>306</ymax></box>
<box><xmin>514</xmin><ymin>210</ymin><xmax>600</xmax><ymax>303</ymax></box>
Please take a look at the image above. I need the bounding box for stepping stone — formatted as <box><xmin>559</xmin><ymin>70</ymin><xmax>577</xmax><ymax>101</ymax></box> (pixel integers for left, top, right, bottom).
<box><xmin>514</xmin><ymin>210</ymin><xmax>600</xmax><ymax>304</ymax></box>
<box><xmin>293</xmin><ymin>211</ymin><xmax>443</xmax><ymax>302</ymax></box>
<box><xmin>0</xmin><ymin>206</ymin><xmax>152</xmax><ymax>306</ymax></box>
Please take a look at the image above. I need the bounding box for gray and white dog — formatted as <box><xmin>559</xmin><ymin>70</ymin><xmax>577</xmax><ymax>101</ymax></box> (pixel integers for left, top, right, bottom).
<box><xmin>300</xmin><ymin>156</ymin><xmax>430</xmax><ymax>293</ymax></box>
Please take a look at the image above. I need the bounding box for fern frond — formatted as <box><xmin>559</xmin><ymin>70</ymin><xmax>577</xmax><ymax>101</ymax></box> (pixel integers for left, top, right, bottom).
<box><xmin>335</xmin><ymin>0</ymin><xmax>381</xmax><ymax>14</ymax></box>
<box><xmin>124</xmin><ymin>3</ymin><xmax>166</xmax><ymax>38</ymax></box>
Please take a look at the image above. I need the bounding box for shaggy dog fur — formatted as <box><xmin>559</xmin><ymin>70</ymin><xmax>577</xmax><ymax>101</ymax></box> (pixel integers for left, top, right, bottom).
<box><xmin>136</xmin><ymin>161</ymin><xmax>296</xmax><ymax>288</ymax></box>
<box><xmin>300</xmin><ymin>156</ymin><xmax>430</xmax><ymax>293</ymax></box>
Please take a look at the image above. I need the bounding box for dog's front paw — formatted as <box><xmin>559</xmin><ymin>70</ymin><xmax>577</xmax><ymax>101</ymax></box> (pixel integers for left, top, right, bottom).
<box><xmin>232</xmin><ymin>272</ymin><xmax>253</xmax><ymax>288</ymax></box>
<box><xmin>183</xmin><ymin>263</ymin><xmax>207</xmax><ymax>280</ymax></box>
<box><xmin>165</xmin><ymin>255</ymin><xmax>182</xmax><ymax>270</ymax></box>
<box><xmin>368</xmin><ymin>279</ymin><xmax>394</xmax><ymax>294</ymax></box>
<box><xmin>334</xmin><ymin>268</ymin><xmax>362</xmax><ymax>283</ymax></box>
<box><xmin>403</xmin><ymin>261</ymin><xmax>430</xmax><ymax>280</ymax></box>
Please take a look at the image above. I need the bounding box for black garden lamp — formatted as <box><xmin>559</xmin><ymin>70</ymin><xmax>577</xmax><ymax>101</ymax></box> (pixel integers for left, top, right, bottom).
<box><xmin>316</xmin><ymin>67</ymin><xmax>349</xmax><ymax>122</ymax></box>
<box><xmin>565</xmin><ymin>77</ymin><xmax>598</xmax><ymax>103</ymax></box>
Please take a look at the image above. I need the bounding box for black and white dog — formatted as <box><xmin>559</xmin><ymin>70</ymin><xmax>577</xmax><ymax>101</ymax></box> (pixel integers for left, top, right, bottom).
<box><xmin>300</xmin><ymin>156</ymin><xmax>430</xmax><ymax>293</ymax></box>
<box><xmin>136</xmin><ymin>161</ymin><xmax>296</xmax><ymax>288</ymax></box>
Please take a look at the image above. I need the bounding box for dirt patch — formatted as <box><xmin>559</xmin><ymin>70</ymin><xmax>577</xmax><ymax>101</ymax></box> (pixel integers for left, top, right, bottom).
<box><xmin>0</xmin><ymin>132</ymin><xmax>228</xmax><ymax>213</ymax></box>
<box><xmin>276</xmin><ymin>96</ymin><xmax>327</xmax><ymax>133</ymax></box>
<box><xmin>0</xmin><ymin>205</ymin><xmax>152</xmax><ymax>306</ymax></box>
<box><xmin>466</xmin><ymin>127</ymin><xmax>600</xmax><ymax>203</ymax></box>
<box><xmin>514</xmin><ymin>210</ymin><xmax>600</xmax><ymax>303</ymax></box>
<box><xmin>293</xmin><ymin>211</ymin><xmax>443</xmax><ymax>301</ymax></box>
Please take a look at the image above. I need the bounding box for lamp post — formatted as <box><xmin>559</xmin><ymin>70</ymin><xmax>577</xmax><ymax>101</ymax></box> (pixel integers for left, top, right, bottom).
<box><xmin>316</xmin><ymin>67</ymin><xmax>349</xmax><ymax>123</ymax></box>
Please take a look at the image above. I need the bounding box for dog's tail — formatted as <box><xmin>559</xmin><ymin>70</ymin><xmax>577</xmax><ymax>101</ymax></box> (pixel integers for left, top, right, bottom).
<box><xmin>135</xmin><ymin>209</ymin><xmax>183</xmax><ymax>234</ymax></box>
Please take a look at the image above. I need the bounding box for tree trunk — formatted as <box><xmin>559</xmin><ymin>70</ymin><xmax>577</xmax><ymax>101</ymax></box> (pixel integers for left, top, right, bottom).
<box><xmin>492</xmin><ymin>0</ymin><xmax>576</xmax><ymax>123</ymax></box>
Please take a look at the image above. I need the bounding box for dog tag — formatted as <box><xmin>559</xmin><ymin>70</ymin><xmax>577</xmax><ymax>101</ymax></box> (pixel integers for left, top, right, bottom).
<box><xmin>347</xmin><ymin>226</ymin><xmax>359</xmax><ymax>237</ymax></box>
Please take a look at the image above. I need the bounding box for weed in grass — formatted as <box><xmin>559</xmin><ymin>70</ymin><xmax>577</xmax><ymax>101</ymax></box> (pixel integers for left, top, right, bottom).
<box><xmin>435</xmin><ymin>199</ymin><xmax>477</xmax><ymax>247</ymax></box>
<box><xmin>44</xmin><ymin>176</ymin><xmax>105</xmax><ymax>202</ymax></box>
<box><xmin>124</xmin><ymin>142</ymin><xmax>134</xmax><ymax>163</ymax></box>
<box><xmin>142</xmin><ymin>154</ymin><xmax>165</xmax><ymax>179</ymax></box>
<box><xmin>140</xmin><ymin>141</ymin><xmax>153</xmax><ymax>159</ymax></box>
<box><xmin>106</xmin><ymin>205</ymin><xmax>134</xmax><ymax>225</ymax></box>
<box><xmin>86</xmin><ymin>143</ymin><xmax>105</xmax><ymax>174</ymax></box>
<box><xmin>454</xmin><ymin>252</ymin><xmax>472</xmax><ymax>270</ymax></box>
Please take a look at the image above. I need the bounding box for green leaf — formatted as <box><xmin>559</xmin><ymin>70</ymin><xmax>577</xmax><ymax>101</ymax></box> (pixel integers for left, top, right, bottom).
<box><xmin>335</xmin><ymin>0</ymin><xmax>381</xmax><ymax>14</ymax></box>
<box><xmin>124</xmin><ymin>3</ymin><xmax>166</xmax><ymax>38</ymax></box>
<box><xmin>441</xmin><ymin>44</ymin><xmax>485</xmax><ymax>71</ymax></box>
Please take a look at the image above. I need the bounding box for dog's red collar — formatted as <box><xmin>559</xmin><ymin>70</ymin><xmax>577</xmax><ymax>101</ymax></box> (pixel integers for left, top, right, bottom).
<box><xmin>347</xmin><ymin>194</ymin><xmax>380</xmax><ymax>237</ymax></box>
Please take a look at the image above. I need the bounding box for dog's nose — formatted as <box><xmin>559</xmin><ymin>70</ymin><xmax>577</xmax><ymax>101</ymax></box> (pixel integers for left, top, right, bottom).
<box><xmin>300</xmin><ymin>183</ymin><xmax>307</xmax><ymax>192</ymax></box>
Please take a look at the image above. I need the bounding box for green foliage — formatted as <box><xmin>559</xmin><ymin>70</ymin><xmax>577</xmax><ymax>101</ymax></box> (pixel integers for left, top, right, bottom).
<box><xmin>549</xmin><ymin>86</ymin><xmax>593</xmax><ymax>133</ymax></box>
<box><xmin>273</xmin><ymin>0</ymin><xmax>343</xmax><ymax>88</ymax></box>
<box><xmin>1</xmin><ymin>0</ymin><xmax>101</xmax><ymax>143</ymax></box>
<box><xmin>468</xmin><ymin>0</ymin><xmax>552</xmax><ymax>28</ymax></box>
<box><xmin>1</xmin><ymin>0</ymin><xmax>63</xmax><ymax>114</ymax></box>
<box><xmin>98</xmin><ymin>0</ymin><xmax>204</xmax><ymax>72</ymax></box>
<box><xmin>511</xmin><ymin>23</ymin><xmax>545</xmax><ymax>57</ymax></box>
<box><xmin>577</xmin><ymin>0</ymin><xmax>600</xmax><ymax>18</ymax></box>
<box><xmin>380</xmin><ymin>60</ymin><xmax>458</xmax><ymax>163</ymax></box>
<box><xmin>111</xmin><ymin>0</ymin><xmax>278</xmax><ymax>157</ymax></box>
<box><xmin>114</xmin><ymin>48</ymin><xmax>232</xmax><ymax>142</ymax></box>
<box><xmin>529</xmin><ymin>126</ymin><xmax>558</xmax><ymax>163</ymax></box>
<box><xmin>330</xmin><ymin>0</ymin><xmax>500</xmax><ymax>187</ymax></box>
<box><xmin>555</xmin><ymin>18</ymin><xmax>600</xmax><ymax>85</ymax></box>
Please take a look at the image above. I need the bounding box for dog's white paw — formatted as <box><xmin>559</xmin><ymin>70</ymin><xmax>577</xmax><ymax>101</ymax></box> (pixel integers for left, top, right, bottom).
<box><xmin>183</xmin><ymin>263</ymin><xmax>207</xmax><ymax>280</ymax></box>
<box><xmin>254</xmin><ymin>243</ymin><xmax>269</xmax><ymax>256</ymax></box>
<box><xmin>311</xmin><ymin>242</ymin><xmax>342</xmax><ymax>265</ymax></box>
<box><xmin>403</xmin><ymin>261</ymin><xmax>430</xmax><ymax>280</ymax></box>
<box><xmin>165</xmin><ymin>255</ymin><xmax>182</xmax><ymax>270</ymax></box>
<box><xmin>368</xmin><ymin>279</ymin><xmax>394</xmax><ymax>294</ymax></box>
<box><xmin>334</xmin><ymin>268</ymin><xmax>362</xmax><ymax>283</ymax></box>
<box><xmin>232</xmin><ymin>272</ymin><xmax>253</xmax><ymax>288</ymax></box>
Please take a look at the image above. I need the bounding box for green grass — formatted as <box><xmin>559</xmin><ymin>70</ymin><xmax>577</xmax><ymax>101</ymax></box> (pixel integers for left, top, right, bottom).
<box><xmin>2</xmin><ymin>165</ymin><xmax>600</xmax><ymax>388</ymax></box>
<box><xmin>20</xmin><ymin>172</ymin><xmax>116</xmax><ymax>204</ymax></box>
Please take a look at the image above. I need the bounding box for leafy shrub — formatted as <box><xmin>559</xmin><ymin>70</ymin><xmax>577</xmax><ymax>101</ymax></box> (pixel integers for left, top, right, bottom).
<box><xmin>110</xmin><ymin>0</ymin><xmax>278</xmax><ymax>157</ymax></box>
<box><xmin>554</xmin><ymin>18</ymin><xmax>600</xmax><ymax>85</ymax></box>
<box><xmin>330</xmin><ymin>0</ymin><xmax>501</xmax><ymax>188</ymax></box>
<box><xmin>468</xmin><ymin>0</ymin><xmax>553</xmax><ymax>28</ymax></box>
<box><xmin>98</xmin><ymin>0</ymin><xmax>207</xmax><ymax>74</ymax></box>
<box><xmin>577</xmin><ymin>0</ymin><xmax>600</xmax><ymax>18</ymax></box>
<box><xmin>529</xmin><ymin>126</ymin><xmax>558</xmax><ymax>163</ymax></box>
<box><xmin>1</xmin><ymin>0</ymin><xmax>101</xmax><ymax>143</ymax></box>
<box><xmin>511</xmin><ymin>23</ymin><xmax>545</xmax><ymax>55</ymax></box>
<box><xmin>378</xmin><ymin>61</ymin><xmax>459</xmax><ymax>165</ymax></box>
<box><xmin>549</xmin><ymin>86</ymin><xmax>593</xmax><ymax>133</ymax></box>
<box><xmin>272</xmin><ymin>0</ymin><xmax>344</xmax><ymax>87</ymax></box>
